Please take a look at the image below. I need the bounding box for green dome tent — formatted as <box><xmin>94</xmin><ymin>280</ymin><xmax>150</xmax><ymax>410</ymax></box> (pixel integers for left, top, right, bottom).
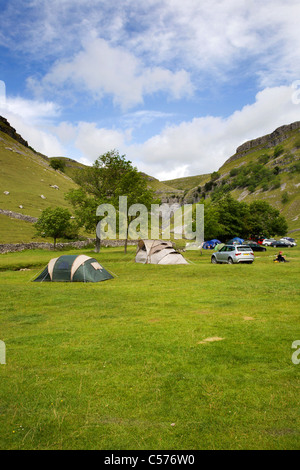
<box><xmin>33</xmin><ymin>255</ymin><xmax>114</xmax><ymax>283</ymax></box>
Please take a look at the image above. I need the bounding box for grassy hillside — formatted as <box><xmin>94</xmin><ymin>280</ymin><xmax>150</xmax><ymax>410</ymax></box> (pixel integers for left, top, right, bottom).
<box><xmin>0</xmin><ymin>214</ymin><xmax>45</xmax><ymax>244</ymax></box>
<box><xmin>163</xmin><ymin>173</ymin><xmax>210</xmax><ymax>191</ymax></box>
<box><xmin>48</xmin><ymin>157</ymin><xmax>86</xmax><ymax>181</ymax></box>
<box><xmin>216</xmin><ymin>128</ymin><xmax>300</xmax><ymax>232</ymax></box>
<box><xmin>0</xmin><ymin>131</ymin><xmax>78</xmax><ymax>243</ymax></box>
<box><xmin>0</xmin><ymin>132</ymin><xmax>77</xmax><ymax>218</ymax></box>
<box><xmin>140</xmin><ymin>173</ymin><xmax>183</xmax><ymax>198</ymax></box>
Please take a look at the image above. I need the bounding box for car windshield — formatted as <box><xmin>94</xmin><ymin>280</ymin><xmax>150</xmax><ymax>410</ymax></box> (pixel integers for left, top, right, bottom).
<box><xmin>238</xmin><ymin>246</ymin><xmax>252</xmax><ymax>252</ymax></box>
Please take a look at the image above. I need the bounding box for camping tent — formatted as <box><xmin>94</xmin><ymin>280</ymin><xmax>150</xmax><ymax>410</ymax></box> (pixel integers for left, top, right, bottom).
<box><xmin>227</xmin><ymin>237</ymin><xmax>244</xmax><ymax>244</ymax></box>
<box><xmin>203</xmin><ymin>239</ymin><xmax>221</xmax><ymax>249</ymax></box>
<box><xmin>135</xmin><ymin>240</ymin><xmax>188</xmax><ymax>265</ymax></box>
<box><xmin>33</xmin><ymin>255</ymin><xmax>114</xmax><ymax>282</ymax></box>
<box><xmin>214</xmin><ymin>243</ymin><xmax>225</xmax><ymax>251</ymax></box>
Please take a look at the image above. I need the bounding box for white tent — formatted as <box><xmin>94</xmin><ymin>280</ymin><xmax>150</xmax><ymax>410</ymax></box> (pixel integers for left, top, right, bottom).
<box><xmin>135</xmin><ymin>239</ymin><xmax>188</xmax><ymax>265</ymax></box>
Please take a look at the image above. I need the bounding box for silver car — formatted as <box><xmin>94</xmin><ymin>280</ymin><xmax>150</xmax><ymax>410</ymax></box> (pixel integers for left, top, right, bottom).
<box><xmin>211</xmin><ymin>245</ymin><xmax>254</xmax><ymax>264</ymax></box>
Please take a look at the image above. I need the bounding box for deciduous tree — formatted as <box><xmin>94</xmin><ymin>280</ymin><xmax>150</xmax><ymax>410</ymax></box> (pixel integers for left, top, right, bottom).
<box><xmin>67</xmin><ymin>150</ymin><xmax>158</xmax><ymax>252</ymax></box>
<box><xmin>35</xmin><ymin>207</ymin><xmax>74</xmax><ymax>248</ymax></box>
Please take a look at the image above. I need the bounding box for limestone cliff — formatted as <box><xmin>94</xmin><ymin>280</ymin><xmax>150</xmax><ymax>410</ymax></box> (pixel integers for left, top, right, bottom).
<box><xmin>225</xmin><ymin>121</ymin><xmax>300</xmax><ymax>164</ymax></box>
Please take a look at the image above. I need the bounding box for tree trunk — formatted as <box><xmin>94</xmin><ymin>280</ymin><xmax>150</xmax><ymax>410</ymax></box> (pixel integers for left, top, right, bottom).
<box><xmin>124</xmin><ymin>222</ymin><xmax>129</xmax><ymax>254</ymax></box>
<box><xmin>95</xmin><ymin>233</ymin><xmax>101</xmax><ymax>253</ymax></box>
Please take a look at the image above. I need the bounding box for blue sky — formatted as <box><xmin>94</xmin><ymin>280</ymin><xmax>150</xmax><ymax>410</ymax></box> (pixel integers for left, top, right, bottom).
<box><xmin>1</xmin><ymin>0</ymin><xmax>300</xmax><ymax>180</ymax></box>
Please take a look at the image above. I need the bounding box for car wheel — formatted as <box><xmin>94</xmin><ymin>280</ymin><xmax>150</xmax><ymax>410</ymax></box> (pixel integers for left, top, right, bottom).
<box><xmin>228</xmin><ymin>257</ymin><xmax>233</xmax><ymax>264</ymax></box>
<box><xmin>211</xmin><ymin>256</ymin><xmax>218</xmax><ymax>264</ymax></box>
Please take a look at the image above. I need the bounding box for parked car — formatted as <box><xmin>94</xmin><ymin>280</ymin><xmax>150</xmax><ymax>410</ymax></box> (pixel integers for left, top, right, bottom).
<box><xmin>271</xmin><ymin>240</ymin><xmax>293</xmax><ymax>247</ymax></box>
<box><xmin>243</xmin><ymin>241</ymin><xmax>266</xmax><ymax>252</ymax></box>
<box><xmin>280</xmin><ymin>237</ymin><xmax>297</xmax><ymax>246</ymax></box>
<box><xmin>249</xmin><ymin>236</ymin><xmax>265</xmax><ymax>244</ymax></box>
<box><xmin>211</xmin><ymin>245</ymin><xmax>254</xmax><ymax>264</ymax></box>
<box><xmin>262</xmin><ymin>238</ymin><xmax>276</xmax><ymax>246</ymax></box>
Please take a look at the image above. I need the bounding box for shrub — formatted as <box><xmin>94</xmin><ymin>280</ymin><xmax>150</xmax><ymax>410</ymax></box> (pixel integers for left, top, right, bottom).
<box><xmin>291</xmin><ymin>161</ymin><xmax>300</xmax><ymax>172</ymax></box>
<box><xmin>210</xmin><ymin>171</ymin><xmax>220</xmax><ymax>181</ymax></box>
<box><xmin>204</xmin><ymin>181</ymin><xmax>214</xmax><ymax>192</ymax></box>
<box><xmin>272</xmin><ymin>178</ymin><xmax>281</xmax><ymax>189</ymax></box>
<box><xmin>258</xmin><ymin>154</ymin><xmax>270</xmax><ymax>165</ymax></box>
<box><xmin>293</xmin><ymin>136</ymin><xmax>300</xmax><ymax>148</ymax></box>
<box><xmin>273</xmin><ymin>166</ymin><xmax>280</xmax><ymax>175</ymax></box>
<box><xmin>281</xmin><ymin>191</ymin><xmax>289</xmax><ymax>204</ymax></box>
<box><xmin>50</xmin><ymin>158</ymin><xmax>65</xmax><ymax>172</ymax></box>
<box><xmin>229</xmin><ymin>168</ymin><xmax>240</xmax><ymax>177</ymax></box>
<box><xmin>273</xmin><ymin>145</ymin><xmax>284</xmax><ymax>158</ymax></box>
<box><xmin>261</xmin><ymin>181</ymin><xmax>270</xmax><ymax>191</ymax></box>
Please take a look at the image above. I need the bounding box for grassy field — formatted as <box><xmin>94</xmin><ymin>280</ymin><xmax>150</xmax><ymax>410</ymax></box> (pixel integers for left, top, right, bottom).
<box><xmin>0</xmin><ymin>245</ymin><xmax>299</xmax><ymax>450</ymax></box>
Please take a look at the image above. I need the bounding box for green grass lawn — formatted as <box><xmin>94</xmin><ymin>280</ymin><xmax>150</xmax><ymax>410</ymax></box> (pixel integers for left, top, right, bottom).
<box><xmin>0</xmin><ymin>245</ymin><xmax>299</xmax><ymax>450</ymax></box>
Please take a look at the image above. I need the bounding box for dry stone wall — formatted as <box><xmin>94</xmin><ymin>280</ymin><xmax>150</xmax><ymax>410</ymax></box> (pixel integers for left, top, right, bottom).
<box><xmin>0</xmin><ymin>239</ymin><xmax>137</xmax><ymax>254</ymax></box>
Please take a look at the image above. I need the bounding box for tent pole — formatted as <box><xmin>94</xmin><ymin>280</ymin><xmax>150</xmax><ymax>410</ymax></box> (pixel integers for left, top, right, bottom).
<box><xmin>29</xmin><ymin>267</ymin><xmax>45</xmax><ymax>282</ymax></box>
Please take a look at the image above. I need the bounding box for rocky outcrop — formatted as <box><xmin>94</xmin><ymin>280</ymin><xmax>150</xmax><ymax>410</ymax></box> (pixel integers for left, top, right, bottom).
<box><xmin>225</xmin><ymin>121</ymin><xmax>300</xmax><ymax>164</ymax></box>
<box><xmin>0</xmin><ymin>116</ymin><xmax>29</xmax><ymax>148</ymax></box>
<box><xmin>0</xmin><ymin>116</ymin><xmax>49</xmax><ymax>161</ymax></box>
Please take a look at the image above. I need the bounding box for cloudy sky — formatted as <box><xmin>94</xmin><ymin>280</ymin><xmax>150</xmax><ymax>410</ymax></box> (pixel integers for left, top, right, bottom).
<box><xmin>1</xmin><ymin>0</ymin><xmax>300</xmax><ymax>180</ymax></box>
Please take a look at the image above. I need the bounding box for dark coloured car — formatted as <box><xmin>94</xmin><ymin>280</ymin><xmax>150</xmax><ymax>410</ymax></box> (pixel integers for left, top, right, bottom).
<box><xmin>271</xmin><ymin>240</ymin><xmax>293</xmax><ymax>247</ymax></box>
<box><xmin>280</xmin><ymin>237</ymin><xmax>297</xmax><ymax>246</ymax></box>
<box><xmin>243</xmin><ymin>241</ymin><xmax>266</xmax><ymax>252</ymax></box>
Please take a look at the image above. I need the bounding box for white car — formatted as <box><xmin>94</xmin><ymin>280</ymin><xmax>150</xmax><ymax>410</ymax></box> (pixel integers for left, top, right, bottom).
<box><xmin>262</xmin><ymin>238</ymin><xmax>276</xmax><ymax>246</ymax></box>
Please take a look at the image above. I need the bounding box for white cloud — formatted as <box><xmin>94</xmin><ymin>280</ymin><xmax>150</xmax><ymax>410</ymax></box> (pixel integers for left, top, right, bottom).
<box><xmin>0</xmin><ymin>110</ymin><xmax>65</xmax><ymax>156</ymax></box>
<box><xmin>0</xmin><ymin>96</ymin><xmax>64</xmax><ymax>156</ymax></box>
<box><xmin>2</xmin><ymin>96</ymin><xmax>60</xmax><ymax>124</ymax></box>
<box><xmin>38</xmin><ymin>37</ymin><xmax>193</xmax><ymax>110</ymax></box>
<box><xmin>121</xmin><ymin>110</ymin><xmax>175</xmax><ymax>128</ymax></box>
<box><xmin>126</xmin><ymin>85</ymin><xmax>300</xmax><ymax>178</ymax></box>
<box><xmin>74</xmin><ymin>122</ymin><xmax>130</xmax><ymax>162</ymax></box>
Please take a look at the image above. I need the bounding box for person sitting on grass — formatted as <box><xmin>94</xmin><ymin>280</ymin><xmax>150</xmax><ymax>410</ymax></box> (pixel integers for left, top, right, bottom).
<box><xmin>274</xmin><ymin>251</ymin><xmax>288</xmax><ymax>262</ymax></box>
